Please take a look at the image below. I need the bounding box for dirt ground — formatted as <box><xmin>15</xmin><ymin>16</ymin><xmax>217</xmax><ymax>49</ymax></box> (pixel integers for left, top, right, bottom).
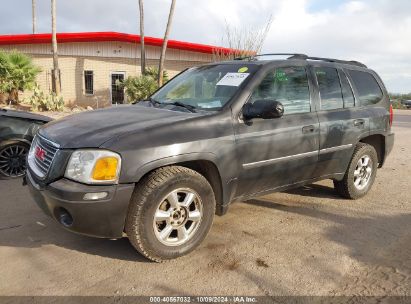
<box><xmin>0</xmin><ymin>110</ymin><xmax>410</xmax><ymax>297</ymax></box>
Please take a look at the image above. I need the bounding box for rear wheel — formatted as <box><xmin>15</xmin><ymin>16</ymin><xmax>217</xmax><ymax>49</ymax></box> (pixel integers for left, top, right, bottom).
<box><xmin>125</xmin><ymin>166</ymin><xmax>215</xmax><ymax>262</ymax></box>
<box><xmin>0</xmin><ymin>141</ymin><xmax>29</xmax><ymax>179</ymax></box>
<box><xmin>334</xmin><ymin>143</ymin><xmax>378</xmax><ymax>199</ymax></box>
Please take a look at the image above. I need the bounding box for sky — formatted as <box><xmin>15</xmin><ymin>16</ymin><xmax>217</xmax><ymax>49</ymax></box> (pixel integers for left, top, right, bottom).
<box><xmin>1</xmin><ymin>0</ymin><xmax>410</xmax><ymax>93</ymax></box>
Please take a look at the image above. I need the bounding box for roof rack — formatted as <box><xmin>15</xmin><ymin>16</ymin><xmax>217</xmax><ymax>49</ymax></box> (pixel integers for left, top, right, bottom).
<box><xmin>234</xmin><ymin>53</ymin><xmax>367</xmax><ymax>68</ymax></box>
<box><xmin>233</xmin><ymin>53</ymin><xmax>306</xmax><ymax>61</ymax></box>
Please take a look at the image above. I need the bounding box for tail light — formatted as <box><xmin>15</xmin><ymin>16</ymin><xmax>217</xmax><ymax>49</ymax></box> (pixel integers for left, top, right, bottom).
<box><xmin>389</xmin><ymin>103</ymin><xmax>393</xmax><ymax>127</ymax></box>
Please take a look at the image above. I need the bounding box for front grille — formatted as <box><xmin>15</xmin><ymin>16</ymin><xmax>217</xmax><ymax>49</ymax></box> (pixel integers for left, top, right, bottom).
<box><xmin>29</xmin><ymin>136</ymin><xmax>59</xmax><ymax>178</ymax></box>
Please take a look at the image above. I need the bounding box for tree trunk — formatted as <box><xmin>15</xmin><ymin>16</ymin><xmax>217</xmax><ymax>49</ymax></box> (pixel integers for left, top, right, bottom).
<box><xmin>8</xmin><ymin>89</ymin><xmax>19</xmax><ymax>104</ymax></box>
<box><xmin>158</xmin><ymin>0</ymin><xmax>176</xmax><ymax>87</ymax></box>
<box><xmin>138</xmin><ymin>0</ymin><xmax>145</xmax><ymax>75</ymax></box>
<box><xmin>51</xmin><ymin>0</ymin><xmax>60</xmax><ymax>95</ymax></box>
<box><xmin>32</xmin><ymin>0</ymin><xmax>37</xmax><ymax>34</ymax></box>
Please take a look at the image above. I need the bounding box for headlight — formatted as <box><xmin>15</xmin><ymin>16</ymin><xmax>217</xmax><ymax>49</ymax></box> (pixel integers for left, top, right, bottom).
<box><xmin>65</xmin><ymin>150</ymin><xmax>121</xmax><ymax>184</ymax></box>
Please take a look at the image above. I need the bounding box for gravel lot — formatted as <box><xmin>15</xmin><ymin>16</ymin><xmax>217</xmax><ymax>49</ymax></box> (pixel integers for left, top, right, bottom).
<box><xmin>0</xmin><ymin>110</ymin><xmax>410</xmax><ymax>297</ymax></box>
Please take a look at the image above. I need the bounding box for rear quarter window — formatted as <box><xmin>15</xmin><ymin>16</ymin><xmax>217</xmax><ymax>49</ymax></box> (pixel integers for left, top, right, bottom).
<box><xmin>348</xmin><ymin>70</ymin><xmax>383</xmax><ymax>106</ymax></box>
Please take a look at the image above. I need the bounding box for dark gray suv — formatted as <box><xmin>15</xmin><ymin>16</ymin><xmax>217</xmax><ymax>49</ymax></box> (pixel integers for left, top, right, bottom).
<box><xmin>26</xmin><ymin>54</ymin><xmax>394</xmax><ymax>262</ymax></box>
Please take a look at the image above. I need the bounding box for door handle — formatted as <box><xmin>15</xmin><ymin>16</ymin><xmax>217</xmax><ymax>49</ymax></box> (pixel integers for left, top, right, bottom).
<box><xmin>353</xmin><ymin>119</ymin><xmax>365</xmax><ymax>127</ymax></box>
<box><xmin>302</xmin><ymin>125</ymin><xmax>316</xmax><ymax>133</ymax></box>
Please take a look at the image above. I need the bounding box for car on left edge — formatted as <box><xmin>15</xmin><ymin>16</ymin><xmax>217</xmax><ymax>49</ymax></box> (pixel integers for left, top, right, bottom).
<box><xmin>0</xmin><ymin>108</ymin><xmax>52</xmax><ymax>179</ymax></box>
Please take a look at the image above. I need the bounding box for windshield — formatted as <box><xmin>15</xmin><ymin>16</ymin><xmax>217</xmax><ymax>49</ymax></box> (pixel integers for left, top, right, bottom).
<box><xmin>151</xmin><ymin>64</ymin><xmax>259</xmax><ymax>111</ymax></box>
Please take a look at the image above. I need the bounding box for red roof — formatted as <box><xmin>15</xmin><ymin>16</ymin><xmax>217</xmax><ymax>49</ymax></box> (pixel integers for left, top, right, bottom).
<box><xmin>0</xmin><ymin>31</ymin><xmax>234</xmax><ymax>55</ymax></box>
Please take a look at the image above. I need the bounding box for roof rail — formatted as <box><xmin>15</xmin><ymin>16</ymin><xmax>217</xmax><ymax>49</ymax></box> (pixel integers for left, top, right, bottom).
<box><xmin>288</xmin><ymin>54</ymin><xmax>367</xmax><ymax>68</ymax></box>
<box><xmin>233</xmin><ymin>53</ymin><xmax>308</xmax><ymax>61</ymax></box>
<box><xmin>234</xmin><ymin>53</ymin><xmax>367</xmax><ymax>68</ymax></box>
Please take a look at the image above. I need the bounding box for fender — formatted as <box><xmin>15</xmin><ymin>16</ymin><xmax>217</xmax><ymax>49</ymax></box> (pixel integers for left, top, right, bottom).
<box><xmin>0</xmin><ymin>136</ymin><xmax>32</xmax><ymax>146</ymax></box>
<box><xmin>130</xmin><ymin>151</ymin><xmax>235</xmax><ymax>212</ymax></box>
<box><xmin>132</xmin><ymin>152</ymin><xmax>220</xmax><ymax>182</ymax></box>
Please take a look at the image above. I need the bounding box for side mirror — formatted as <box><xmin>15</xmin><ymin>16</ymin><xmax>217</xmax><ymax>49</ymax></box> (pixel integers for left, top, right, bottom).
<box><xmin>242</xmin><ymin>100</ymin><xmax>284</xmax><ymax>120</ymax></box>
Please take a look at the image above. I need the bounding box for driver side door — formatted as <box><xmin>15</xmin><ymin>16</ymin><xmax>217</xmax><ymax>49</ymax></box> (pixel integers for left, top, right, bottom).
<box><xmin>233</xmin><ymin>66</ymin><xmax>320</xmax><ymax>198</ymax></box>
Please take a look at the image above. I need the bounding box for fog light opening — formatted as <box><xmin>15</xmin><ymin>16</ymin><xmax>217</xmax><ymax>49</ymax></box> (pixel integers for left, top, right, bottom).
<box><xmin>83</xmin><ymin>192</ymin><xmax>108</xmax><ymax>201</ymax></box>
<box><xmin>55</xmin><ymin>207</ymin><xmax>73</xmax><ymax>227</ymax></box>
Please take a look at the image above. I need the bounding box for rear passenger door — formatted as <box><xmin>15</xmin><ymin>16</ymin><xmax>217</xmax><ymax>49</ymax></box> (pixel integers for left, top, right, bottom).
<box><xmin>312</xmin><ymin>66</ymin><xmax>370</xmax><ymax>177</ymax></box>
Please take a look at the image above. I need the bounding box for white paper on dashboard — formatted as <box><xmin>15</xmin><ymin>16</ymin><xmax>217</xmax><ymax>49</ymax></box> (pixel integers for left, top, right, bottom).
<box><xmin>198</xmin><ymin>100</ymin><xmax>222</xmax><ymax>108</ymax></box>
<box><xmin>216</xmin><ymin>73</ymin><xmax>250</xmax><ymax>86</ymax></box>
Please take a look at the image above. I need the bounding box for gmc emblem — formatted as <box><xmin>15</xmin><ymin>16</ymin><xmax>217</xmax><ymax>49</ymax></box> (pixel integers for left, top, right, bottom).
<box><xmin>35</xmin><ymin>146</ymin><xmax>46</xmax><ymax>161</ymax></box>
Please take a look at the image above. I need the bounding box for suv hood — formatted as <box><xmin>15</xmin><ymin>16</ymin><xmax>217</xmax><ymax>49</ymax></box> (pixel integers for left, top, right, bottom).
<box><xmin>39</xmin><ymin>105</ymin><xmax>198</xmax><ymax>148</ymax></box>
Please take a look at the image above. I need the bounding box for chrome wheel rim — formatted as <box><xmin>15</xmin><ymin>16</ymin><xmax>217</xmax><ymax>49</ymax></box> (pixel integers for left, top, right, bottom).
<box><xmin>0</xmin><ymin>144</ymin><xmax>28</xmax><ymax>177</ymax></box>
<box><xmin>353</xmin><ymin>155</ymin><xmax>372</xmax><ymax>190</ymax></box>
<box><xmin>153</xmin><ymin>188</ymin><xmax>203</xmax><ymax>247</ymax></box>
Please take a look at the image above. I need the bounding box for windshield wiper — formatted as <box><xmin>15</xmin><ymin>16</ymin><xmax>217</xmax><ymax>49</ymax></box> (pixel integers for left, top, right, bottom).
<box><xmin>166</xmin><ymin>101</ymin><xmax>197</xmax><ymax>113</ymax></box>
<box><xmin>146</xmin><ymin>97</ymin><xmax>161</xmax><ymax>106</ymax></box>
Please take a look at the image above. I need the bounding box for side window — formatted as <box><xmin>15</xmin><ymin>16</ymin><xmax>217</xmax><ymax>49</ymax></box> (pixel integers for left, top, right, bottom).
<box><xmin>339</xmin><ymin>71</ymin><xmax>355</xmax><ymax>108</ymax></box>
<box><xmin>315</xmin><ymin>67</ymin><xmax>343</xmax><ymax>110</ymax></box>
<box><xmin>348</xmin><ymin>70</ymin><xmax>383</xmax><ymax>106</ymax></box>
<box><xmin>250</xmin><ymin>67</ymin><xmax>310</xmax><ymax>115</ymax></box>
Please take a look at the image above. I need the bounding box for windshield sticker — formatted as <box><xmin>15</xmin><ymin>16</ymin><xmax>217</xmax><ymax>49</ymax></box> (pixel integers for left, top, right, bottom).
<box><xmin>275</xmin><ymin>69</ymin><xmax>289</xmax><ymax>82</ymax></box>
<box><xmin>238</xmin><ymin>67</ymin><xmax>249</xmax><ymax>73</ymax></box>
<box><xmin>198</xmin><ymin>100</ymin><xmax>222</xmax><ymax>108</ymax></box>
<box><xmin>216</xmin><ymin>73</ymin><xmax>250</xmax><ymax>86</ymax></box>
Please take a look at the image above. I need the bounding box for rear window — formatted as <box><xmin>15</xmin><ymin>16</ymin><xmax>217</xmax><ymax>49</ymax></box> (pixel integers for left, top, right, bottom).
<box><xmin>339</xmin><ymin>71</ymin><xmax>355</xmax><ymax>108</ymax></box>
<box><xmin>315</xmin><ymin>67</ymin><xmax>343</xmax><ymax>110</ymax></box>
<box><xmin>348</xmin><ymin>70</ymin><xmax>383</xmax><ymax>106</ymax></box>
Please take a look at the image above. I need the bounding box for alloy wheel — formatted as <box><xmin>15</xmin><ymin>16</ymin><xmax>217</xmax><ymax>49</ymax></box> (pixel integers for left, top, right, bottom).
<box><xmin>0</xmin><ymin>144</ymin><xmax>29</xmax><ymax>178</ymax></box>
<box><xmin>153</xmin><ymin>188</ymin><xmax>203</xmax><ymax>246</ymax></box>
<box><xmin>353</xmin><ymin>155</ymin><xmax>373</xmax><ymax>190</ymax></box>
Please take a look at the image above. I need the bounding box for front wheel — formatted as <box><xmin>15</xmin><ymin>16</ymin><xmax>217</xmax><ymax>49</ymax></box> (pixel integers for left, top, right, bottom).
<box><xmin>334</xmin><ymin>143</ymin><xmax>378</xmax><ymax>199</ymax></box>
<box><xmin>125</xmin><ymin>166</ymin><xmax>215</xmax><ymax>262</ymax></box>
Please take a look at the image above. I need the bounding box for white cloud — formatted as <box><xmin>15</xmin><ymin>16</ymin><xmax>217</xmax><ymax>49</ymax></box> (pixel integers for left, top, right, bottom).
<box><xmin>0</xmin><ymin>0</ymin><xmax>410</xmax><ymax>92</ymax></box>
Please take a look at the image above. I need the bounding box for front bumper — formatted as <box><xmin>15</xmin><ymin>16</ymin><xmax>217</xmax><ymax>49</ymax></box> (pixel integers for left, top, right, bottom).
<box><xmin>26</xmin><ymin>170</ymin><xmax>134</xmax><ymax>238</ymax></box>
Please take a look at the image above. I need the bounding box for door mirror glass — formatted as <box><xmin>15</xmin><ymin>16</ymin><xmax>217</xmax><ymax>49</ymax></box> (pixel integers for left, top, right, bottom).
<box><xmin>243</xmin><ymin>100</ymin><xmax>284</xmax><ymax>120</ymax></box>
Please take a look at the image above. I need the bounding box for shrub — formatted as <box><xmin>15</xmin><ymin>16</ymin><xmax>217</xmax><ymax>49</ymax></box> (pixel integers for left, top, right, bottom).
<box><xmin>121</xmin><ymin>67</ymin><xmax>169</xmax><ymax>103</ymax></box>
<box><xmin>0</xmin><ymin>50</ymin><xmax>41</xmax><ymax>103</ymax></box>
<box><xmin>121</xmin><ymin>75</ymin><xmax>158</xmax><ymax>102</ymax></box>
<box><xmin>25</xmin><ymin>85</ymin><xmax>64</xmax><ymax>111</ymax></box>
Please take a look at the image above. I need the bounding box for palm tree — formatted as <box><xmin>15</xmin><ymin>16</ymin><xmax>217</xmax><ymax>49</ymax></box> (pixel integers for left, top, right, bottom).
<box><xmin>138</xmin><ymin>0</ymin><xmax>145</xmax><ymax>75</ymax></box>
<box><xmin>32</xmin><ymin>0</ymin><xmax>37</xmax><ymax>34</ymax></box>
<box><xmin>51</xmin><ymin>0</ymin><xmax>60</xmax><ymax>94</ymax></box>
<box><xmin>158</xmin><ymin>0</ymin><xmax>176</xmax><ymax>86</ymax></box>
<box><xmin>0</xmin><ymin>51</ymin><xmax>41</xmax><ymax>103</ymax></box>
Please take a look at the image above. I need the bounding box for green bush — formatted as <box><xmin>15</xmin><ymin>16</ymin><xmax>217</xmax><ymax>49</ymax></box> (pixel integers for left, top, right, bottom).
<box><xmin>121</xmin><ymin>67</ymin><xmax>169</xmax><ymax>103</ymax></box>
<box><xmin>25</xmin><ymin>85</ymin><xmax>64</xmax><ymax>111</ymax></box>
<box><xmin>121</xmin><ymin>75</ymin><xmax>158</xmax><ymax>102</ymax></box>
<box><xmin>0</xmin><ymin>50</ymin><xmax>41</xmax><ymax>103</ymax></box>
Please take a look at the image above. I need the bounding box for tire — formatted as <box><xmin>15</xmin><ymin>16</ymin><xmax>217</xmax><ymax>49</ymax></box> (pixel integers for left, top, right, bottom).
<box><xmin>0</xmin><ymin>140</ymin><xmax>30</xmax><ymax>180</ymax></box>
<box><xmin>333</xmin><ymin>143</ymin><xmax>378</xmax><ymax>199</ymax></box>
<box><xmin>125</xmin><ymin>166</ymin><xmax>216</xmax><ymax>262</ymax></box>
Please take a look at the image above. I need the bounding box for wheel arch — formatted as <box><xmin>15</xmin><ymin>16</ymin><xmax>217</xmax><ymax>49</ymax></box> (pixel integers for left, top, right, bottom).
<box><xmin>132</xmin><ymin>154</ymin><xmax>226</xmax><ymax>216</ymax></box>
<box><xmin>358</xmin><ymin>134</ymin><xmax>385</xmax><ymax>168</ymax></box>
<box><xmin>0</xmin><ymin>137</ymin><xmax>32</xmax><ymax>147</ymax></box>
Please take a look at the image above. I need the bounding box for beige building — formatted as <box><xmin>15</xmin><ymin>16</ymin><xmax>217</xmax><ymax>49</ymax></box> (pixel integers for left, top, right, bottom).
<box><xmin>0</xmin><ymin>32</ymin><xmax>230</xmax><ymax>107</ymax></box>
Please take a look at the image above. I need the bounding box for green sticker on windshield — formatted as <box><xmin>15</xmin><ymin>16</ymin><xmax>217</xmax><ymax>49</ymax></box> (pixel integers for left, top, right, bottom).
<box><xmin>275</xmin><ymin>69</ymin><xmax>288</xmax><ymax>82</ymax></box>
<box><xmin>238</xmin><ymin>67</ymin><xmax>248</xmax><ymax>73</ymax></box>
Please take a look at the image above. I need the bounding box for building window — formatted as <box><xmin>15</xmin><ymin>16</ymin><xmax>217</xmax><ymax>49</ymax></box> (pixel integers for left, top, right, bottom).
<box><xmin>84</xmin><ymin>70</ymin><xmax>94</xmax><ymax>95</ymax></box>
